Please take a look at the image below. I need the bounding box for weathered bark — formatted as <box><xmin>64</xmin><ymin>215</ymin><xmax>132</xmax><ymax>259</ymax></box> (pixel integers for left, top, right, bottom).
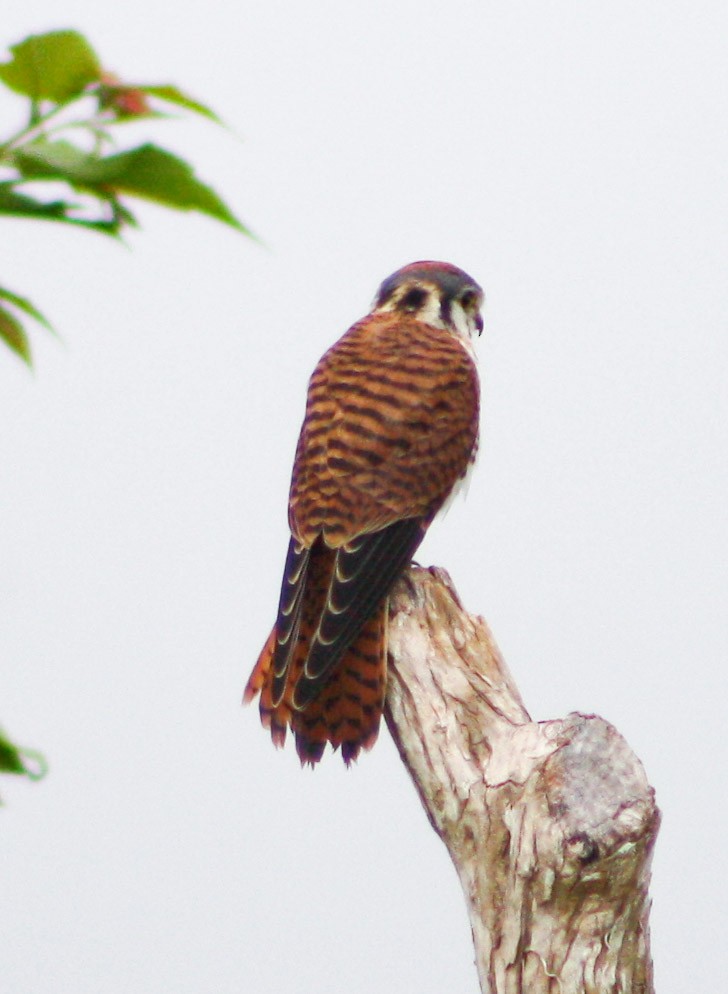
<box><xmin>385</xmin><ymin>566</ymin><xmax>659</xmax><ymax>994</ymax></box>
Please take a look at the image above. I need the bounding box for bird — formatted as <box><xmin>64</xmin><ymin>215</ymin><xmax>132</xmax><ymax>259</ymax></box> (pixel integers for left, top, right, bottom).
<box><xmin>244</xmin><ymin>261</ymin><xmax>483</xmax><ymax>766</ymax></box>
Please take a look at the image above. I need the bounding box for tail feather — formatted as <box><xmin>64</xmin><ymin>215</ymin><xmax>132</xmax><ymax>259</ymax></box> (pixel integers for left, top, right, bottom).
<box><xmin>243</xmin><ymin>626</ymin><xmax>275</xmax><ymax>705</ymax></box>
<box><xmin>244</xmin><ymin>604</ymin><xmax>388</xmax><ymax>766</ymax></box>
<box><xmin>292</xmin><ymin>608</ymin><xmax>387</xmax><ymax>765</ymax></box>
<box><xmin>245</xmin><ymin>626</ymin><xmax>292</xmax><ymax>749</ymax></box>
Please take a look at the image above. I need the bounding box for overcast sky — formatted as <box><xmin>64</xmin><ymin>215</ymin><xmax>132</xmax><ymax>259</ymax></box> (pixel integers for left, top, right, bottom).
<box><xmin>2</xmin><ymin>2</ymin><xmax>727</xmax><ymax>992</ymax></box>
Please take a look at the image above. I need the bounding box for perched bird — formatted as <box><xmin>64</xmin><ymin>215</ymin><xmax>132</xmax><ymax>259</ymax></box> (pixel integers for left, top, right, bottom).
<box><xmin>244</xmin><ymin>261</ymin><xmax>483</xmax><ymax>765</ymax></box>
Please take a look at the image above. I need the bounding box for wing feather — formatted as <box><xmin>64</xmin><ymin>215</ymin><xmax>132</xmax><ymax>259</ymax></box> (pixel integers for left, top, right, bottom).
<box><xmin>270</xmin><ymin>539</ymin><xmax>310</xmax><ymax>704</ymax></box>
<box><xmin>292</xmin><ymin>517</ymin><xmax>424</xmax><ymax>708</ymax></box>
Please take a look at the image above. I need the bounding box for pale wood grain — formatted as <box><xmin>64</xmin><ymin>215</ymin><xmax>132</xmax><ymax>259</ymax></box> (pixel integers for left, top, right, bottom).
<box><xmin>385</xmin><ymin>566</ymin><xmax>659</xmax><ymax>994</ymax></box>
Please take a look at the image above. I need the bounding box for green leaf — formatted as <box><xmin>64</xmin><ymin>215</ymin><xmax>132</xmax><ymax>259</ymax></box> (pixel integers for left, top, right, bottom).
<box><xmin>0</xmin><ymin>306</ymin><xmax>32</xmax><ymax>365</ymax></box>
<box><xmin>0</xmin><ymin>730</ymin><xmax>47</xmax><ymax>790</ymax></box>
<box><xmin>86</xmin><ymin>144</ymin><xmax>247</xmax><ymax>231</ymax></box>
<box><xmin>140</xmin><ymin>85</ymin><xmax>221</xmax><ymax>122</ymax></box>
<box><xmin>0</xmin><ymin>286</ymin><xmax>54</xmax><ymax>333</ymax></box>
<box><xmin>12</xmin><ymin>138</ymin><xmax>93</xmax><ymax>181</ymax></box>
<box><xmin>0</xmin><ymin>30</ymin><xmax>101</xmax><ymax>102</ymax></box>
<box><xmin>0</xmin><ymin>187</ymin><xmax>126</xmax><ymax>237</ymax></box>
<box><xmin>0</xmin><ymin>729</ymin><xmax>26</xmax><ymax>774</ymax></box>
<box><xmin>0</xmin><ymin>182</ymin><xmax>73</xmax><ymax>220</ymax></box>
<box><xmin>95</xmin><ymin>83</ymin><xmax>220</xmax><ymax>123</ymax></box>
<box><xmin>11</xmin><ymin>140</ymin><xmax>246</xmax><ymax>232</ymax></box>
<box><xmin>0</xmin><ymin>178</ymin><xmax>132</xmax><ymax>237</ymax></box>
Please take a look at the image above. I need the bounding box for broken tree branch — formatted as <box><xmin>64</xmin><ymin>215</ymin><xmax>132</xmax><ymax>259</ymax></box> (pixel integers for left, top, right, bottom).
<box><xmin>385</xmin><ymin>566</ymin><xmax>659</xmax><ymax>994</ymax></box>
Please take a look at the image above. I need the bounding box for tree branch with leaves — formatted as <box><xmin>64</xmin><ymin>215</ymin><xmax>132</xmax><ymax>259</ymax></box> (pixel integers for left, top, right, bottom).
<box><xmin>0</xmin><ymin>28</ymin><xmax>250</xmax><ymax>366</ymax></box>
<box><xmin>1</xmin><ymin>27</ymin><xmax>251</xmax><ymax>797</ymax></box>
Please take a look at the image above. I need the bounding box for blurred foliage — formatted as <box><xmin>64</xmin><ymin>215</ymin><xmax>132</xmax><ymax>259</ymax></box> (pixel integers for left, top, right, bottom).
<box><xmin>0</xmin><ymin>28</ymin><xmax>250</xmax><ymax>366</ymax></box>
<box><xmin>1</xmin><ymin>29</ymin><xmax>250</xmax><ymax>800</ymax></box>
<box><xmin>0</xmin><ymin>727</ymin><xmax>47</xmax><ymax>803</ymax></box>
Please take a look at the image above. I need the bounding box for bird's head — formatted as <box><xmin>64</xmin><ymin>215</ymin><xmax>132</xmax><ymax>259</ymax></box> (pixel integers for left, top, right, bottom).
<box><xmin>372</xmin><ymin>261</ymin><xmax>484</xmax><ymax>341</ymax></box>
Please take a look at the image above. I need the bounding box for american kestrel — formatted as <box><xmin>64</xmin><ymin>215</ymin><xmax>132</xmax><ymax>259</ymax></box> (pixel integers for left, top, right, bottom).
<box><xmin>244</xmin><ymin>261</ymin><xmax>483</xmax><ymax>765</ymax></box>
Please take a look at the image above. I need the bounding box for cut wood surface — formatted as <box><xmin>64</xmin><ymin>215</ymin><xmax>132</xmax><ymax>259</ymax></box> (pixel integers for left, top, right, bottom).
<box><xmin>385</xmin><ymin>566</ymin><xmax>660</xmax><ymax>994</ymax></box>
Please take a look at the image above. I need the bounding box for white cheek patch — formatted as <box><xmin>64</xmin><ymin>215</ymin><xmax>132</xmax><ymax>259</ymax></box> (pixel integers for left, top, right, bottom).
<box><xmin>448</xmin><ymin>302</ymin><xmax>479</xmax><ymax>361</ymax></box>
<box><xmin>449</xmin><ymin>301</ymin><xmax>479</xmax><ymax>340</ymax></box>
<box><xmin>418</xmin><ymin>293</ymin><xmax>445</xmax><ymax>328</ymax></box>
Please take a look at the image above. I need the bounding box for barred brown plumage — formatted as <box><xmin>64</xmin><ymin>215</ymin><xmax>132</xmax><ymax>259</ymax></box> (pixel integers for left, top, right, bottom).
<box><xmin>244</xmin><ymin>261</ymin><xmax>483</xmax><ymax>765</ymax></box>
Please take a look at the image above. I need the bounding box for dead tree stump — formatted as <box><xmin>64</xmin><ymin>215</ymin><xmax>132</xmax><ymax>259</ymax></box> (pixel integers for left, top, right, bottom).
<box><xmin>385</xmin><ymin>566</ymin><xmax>659</xmax><ymax>994</ymax></box>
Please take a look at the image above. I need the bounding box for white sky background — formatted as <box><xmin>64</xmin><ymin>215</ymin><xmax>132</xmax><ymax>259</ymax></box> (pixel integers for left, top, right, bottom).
<box><xmin>2</xmin><ymin>1</ymin><xmax>726</xmax><ymax>991</ymax></box>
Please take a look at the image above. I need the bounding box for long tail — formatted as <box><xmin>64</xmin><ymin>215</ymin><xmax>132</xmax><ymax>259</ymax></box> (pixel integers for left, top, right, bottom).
<box><xmin>243</xmin><ymin>605</ymin><xmax>387</xmax><ymax>766</ymax></box>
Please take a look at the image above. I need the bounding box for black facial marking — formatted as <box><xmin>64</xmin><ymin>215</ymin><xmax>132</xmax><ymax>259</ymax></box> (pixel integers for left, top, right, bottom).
<box><xmin>400</xmin><ymin>287</ymin><xmax>428</xmax><ymax>311</ymax></box>
<box><xmin>374</xmin><ymin>263</ymin><xmax>483</xmax><ymax>328</ymax></box>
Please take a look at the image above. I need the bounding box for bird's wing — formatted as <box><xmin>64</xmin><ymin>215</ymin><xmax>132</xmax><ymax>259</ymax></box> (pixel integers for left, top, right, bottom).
<box><xmin>269</xmin><ymin>517</ymin><xmax>423</xmax><ymax>709</ymax></box>
<box><xmin>293</xmin><ymin>516</ymin><xmax>424</xmax><ymax>707</ymax></box>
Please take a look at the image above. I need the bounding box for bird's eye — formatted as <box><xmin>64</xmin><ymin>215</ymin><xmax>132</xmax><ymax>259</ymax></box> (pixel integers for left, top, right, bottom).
<box><xmin>460</xmin><ymin>290</ymin><xmax>477</xmax><ymax>310</ymax></box>
<box><xmin>400</xmin><ymin>287</ymin><xmax>428</xmax><ymax>311</ymax></box>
